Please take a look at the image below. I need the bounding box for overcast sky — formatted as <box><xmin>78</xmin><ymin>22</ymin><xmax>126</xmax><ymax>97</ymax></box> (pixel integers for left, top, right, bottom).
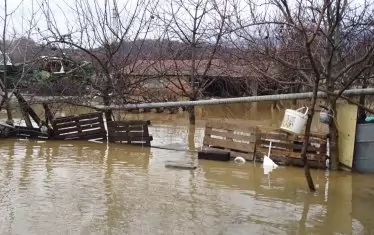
<box><xmin>1</xmin><ymin>0</ymin><xmax>371</xmax><ymax>42</ymax></box>
<box><xmin>3</xmin><ymin>0</ymin><xmax>131</xmax><ymax>38</ymax></box>
<box><xmin>2</xmin><ymin>0</ymin><xmax>70</xmax><ymax>38</ymax></box>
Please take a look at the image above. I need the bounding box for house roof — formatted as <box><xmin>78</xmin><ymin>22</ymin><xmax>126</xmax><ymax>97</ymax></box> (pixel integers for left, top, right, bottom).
<box><xmin>121</xmin><ymin>59</ymin><xmax>262</xmax><ymax>78</ymax></box>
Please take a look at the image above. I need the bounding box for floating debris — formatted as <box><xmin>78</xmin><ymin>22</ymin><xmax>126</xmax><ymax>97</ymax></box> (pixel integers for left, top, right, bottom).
<box><xmin>164</xmin><ymin>160</ymin><xmax>197</xmax><ymax>170</ymax></box>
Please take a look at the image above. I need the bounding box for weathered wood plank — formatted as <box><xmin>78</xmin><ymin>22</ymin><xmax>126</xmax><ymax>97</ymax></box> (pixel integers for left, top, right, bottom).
<box><xmin>56</xmin><ymin>126</ymin><xmax>103</xmax><ymax>135</ymax></box>
<box><xmin>259</xmin><ymin>127</ymin><xmax>327</xmax><ymax>139</ymax></box>
<box><xmin>56</xmin><ymin>126</ymin><xmax>81</xmax><ymax>135</ymax></box>
<box><xmin>55</xmin><ymin>123</ymin><xmax>104</xmax><ymax>134</ymax></box>
<box><xmin>54</xmin><ymin>118</ymin><xmax>102</xmax><ymax>128</ymax></box>
<box><xmin>53</xmin><ymin>113</ymin><xmax>102</xmax><ymax>124</ymax></box>
<box><xmin>107</xmin><ymin>125</ymin><xmax>145</xmax><ymax>131</ymax></box>
<box><xmin>255</xmin><ymin>147</ymin><xmax>323</xmax><ymax>160</ymax></box>
<box><xmin>107</xmin><ymin>120</ymin><xmax>150</xmax><ymax>127</ymax></box>
<box><xmin>255</xmin><ymin>147</ymin><xmax>289</xmax><ymax>157</ymax></box>
<box><xmin>11</xmin><ymin>130</ymin><xmax>48</xmax><ymax>138</ymax></box>
<box><xmin>8</xmin><ymin>126</ymin><xmax>49</xmax><ymax>139</ymax></box>
<box><xmin>75</xmin><ymin>112</ymin><xmax>103</xmax><ymax>120</ymax></box>
<box><xmin>203</xmin><ymin>137</ymin><xmax>255</xmax><ymax>153</ymax></box>
<box><xmin>54</xmin><ymin>129</ymin><xmax>106</xmax><ymax>140</ymax></box>
<box><xmin>258</xmin><ymin>132</ymin><xmax>290</xmax><ymax>141</ymax></box>
<box><xmin>53</xmin><ymin>120</ymin><xmax>76</xmax><ymax>127</ymax></box>
<box><xmin>79</xmin><ymin>124</ymin><xmax>104</xmax><ymax>131</ymax></box>
<box><xmin>256</xmin><ymin>140</ymin><xmax>320</xmax><ymax>152</ymax></box>
<box><xmin>79</xmin><ymin>119</ymin><xmax>103</xmax><ymax>126</ymax></box>
<box><xmin>205</xmin><ymin>128</ymin><xmax>256</xmax><ymax>142</ymax></box>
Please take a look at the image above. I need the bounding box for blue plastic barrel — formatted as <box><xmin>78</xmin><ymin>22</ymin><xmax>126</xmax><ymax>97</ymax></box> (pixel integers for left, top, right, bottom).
<box><xmin>353</xmin><ymin>123</ymin><xmax>374</xmax><ymax>173</ymax></box>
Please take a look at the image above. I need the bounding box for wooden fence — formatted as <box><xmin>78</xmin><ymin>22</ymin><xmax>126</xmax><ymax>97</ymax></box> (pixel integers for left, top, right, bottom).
<box><xmin>51</xmin><ymin>112</ymin><xmax>107</xmax><ymax>141</ymax></box>
<box><xmin>254</xmin><ymin>130</ymin><xmax>327</xmax><ymax>168</ymax></box>
<box><xmin>202</xmin><ymin>121</ymin><xmax>258</xmax><ymax>160</ymax></box>
<box><xmin>202</xmin><ymin>121</ymin><xmax>328</xmax><ymax>168</ymax></box>
<box><xmin>2</xmin><ymin>112</ymin><xmax>327</xmax><ymax>169</ymax></box>
<box><xmin>107</xmin><ymin>120</ymin><xmax>153</xmax><ymax>146</ymax></box>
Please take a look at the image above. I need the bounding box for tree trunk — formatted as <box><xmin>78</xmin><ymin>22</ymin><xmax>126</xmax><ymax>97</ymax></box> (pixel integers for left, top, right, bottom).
<box><xmin>301</xmin><ymin>112</ymin><xmax>316</xmax><ymax>192</ymax></box>
<box><xmin>301</xmin><ymin>82</ymin><xmax>319</xmax><ymax>192</ymax></box>
<box><xmin>5</xmin><ymin>96</ymin><xmax>13</xmax><ymax>125</ymax></box>
<box><xmin>327</xmin><ymin>6</ymin><xmax>341</xmax><ymax>171</ymax></box>
<box><xmin>188</xmin><ymin>97</ymin><xmax>196</xmax><ymax>125</ymax></box>
<box><xmin>105</xmin><ymin>110</ymin><xmax>113</xmax><ymax>122</ymax></box>
<box><xmin>188</xmin><ymin>124</ymin><xmax>196</xmax><ymax>151</ymax></box>
<box><xmin>103</xmin><ymin>95</ymin><xmax>113</xmax><ymax>122</ymax></box>
<box><xmin>291</xmin><ymin>84</ymin><xmax>301</xmax><ymax>108</ymax></box>
<box><xmin>329</xmin><ymin>105</ymin><xmax>339</xmax><ymax>171</ymax></box>
<box><xmin>358</xmin><ymin>77</ymin><xmax>367</xmax><ymax>121</ymax></box>
<box><xmin>14</xmin><ymin>91</ymin><xmax>40</xmax><ymax>126</ymax></box>
<box><xmin>188</xmin><ymin>108</ymin><xmax>196</xmax><ymax>125</ymax></box>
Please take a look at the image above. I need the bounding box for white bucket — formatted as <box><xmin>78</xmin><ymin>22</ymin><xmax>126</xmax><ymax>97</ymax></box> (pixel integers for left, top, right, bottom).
<box><xmin>280</xmin><ymin>107</ymin><xmax>308</xmax><ymax>135</ymax></box>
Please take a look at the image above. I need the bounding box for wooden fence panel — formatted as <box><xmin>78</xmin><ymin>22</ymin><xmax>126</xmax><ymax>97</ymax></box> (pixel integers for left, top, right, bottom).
<box><xmin>52</xmin><ymin>112</ymin><xmax>106</xmax><ymax>141</ymax></box>
<box><xmin>8</xmin><ymin>126</ymin><xmax>49</xmax><ymax>139</ymax></box>
<box><xmin>202</xmin><ymin>121</ymin><xmax>258</xmax><ymax>160</ymax></box>
<box><xmin>254</xmin><ymin>129</ymin><xmax>327</xmax><ymax>168</ymax></box>
<box><xmin>107</xmin><ymin>120</ymin><xmax>153</xmax><ymax>146</ymax></box>
<box><xmin>201</xmin><ymin>121</ymin><xmax>328</xmax><ymax>169</ymax></box>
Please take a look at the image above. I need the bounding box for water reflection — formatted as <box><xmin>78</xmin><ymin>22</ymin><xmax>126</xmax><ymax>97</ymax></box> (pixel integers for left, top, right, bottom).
<box><xmin>0</xmin><ymin>124</ymin><xmax>373</xmax><ymax>234</ymax></box>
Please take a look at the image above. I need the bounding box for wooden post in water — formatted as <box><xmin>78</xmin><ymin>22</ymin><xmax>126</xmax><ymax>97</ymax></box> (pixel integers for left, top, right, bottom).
<box><xmin>13</xmin><ymin>91</ymin><xmax>41</xmax><ymax>127</ymax></box>
<box><xmin>43</xmin><ymin>103</ymin><xmax>54</xmax><ymax>126</ymax></box>
<box><xmin>19</xmin><ymin>103</ymin><xmax>33</xmax><ymax>128</ymax></box>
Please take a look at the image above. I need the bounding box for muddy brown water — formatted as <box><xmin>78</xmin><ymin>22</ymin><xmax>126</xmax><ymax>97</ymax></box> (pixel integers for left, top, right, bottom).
<box><xmin>0</xmin><ymin>102</ymin><xmax>374</xmax><ymax>234</ymax></box>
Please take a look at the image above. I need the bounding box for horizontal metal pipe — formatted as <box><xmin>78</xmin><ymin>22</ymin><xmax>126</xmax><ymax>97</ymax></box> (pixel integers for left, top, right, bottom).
<box><xmin>95</xmin><ymin>88</ymin><xmax>374</xmax><ymax>110</ymax></box>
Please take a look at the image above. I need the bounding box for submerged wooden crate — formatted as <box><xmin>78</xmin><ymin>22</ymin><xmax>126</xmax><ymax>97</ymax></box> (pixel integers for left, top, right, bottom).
<box><xmin>202</xmin><ymin>121</ymin><xmax>258</xmax><ymax>160</ymax></box>
<box><xmin>51</xmin><ymin>112</ymin><xmax>106</xmax><ymax>141</ymax></box>
<box><xmin>8</xmin><ymin>126</ymin><xmax>49</xmax><ymax>139</ymax></box>
<box><xmin>254</xmin><ymin>129</ymin><xmax>327</xmax><ymax>168</ymax></box>
<box><xmin>107</xmin><ymin>120</ymin><xmax>153</xmax><ymax>146</ymax></box>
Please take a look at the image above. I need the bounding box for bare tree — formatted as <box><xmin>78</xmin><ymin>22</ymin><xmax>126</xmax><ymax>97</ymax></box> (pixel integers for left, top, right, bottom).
<box><xmin>230</xmin><ymin>0</ymin><xmax>374</xmax><ymax>190</ymax></box>
<box><xmin>0</xmin><ymin>0</ymin><xmax>19</xmax><ymax>124</ymax></box>
<box><xmin>39</xmin><ymin>0</ymin><xmax>158</xmax><ymax>121</ymax></box>
<box><xmin>155</xmin><ymin>0</ymin><xmax>231</xmax><ymax>124</ymax></box>
<box><xmin>0</xmin><ymin>0</ymin><xmax>44</xmax><ymax>126</ymax></box>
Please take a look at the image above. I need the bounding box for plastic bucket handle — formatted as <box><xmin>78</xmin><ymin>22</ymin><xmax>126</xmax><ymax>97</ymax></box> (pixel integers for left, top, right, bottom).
<box><xmin>295</xmin><ymin>106</ymin><xmax>309</xmax><ymax>116</ymax></box>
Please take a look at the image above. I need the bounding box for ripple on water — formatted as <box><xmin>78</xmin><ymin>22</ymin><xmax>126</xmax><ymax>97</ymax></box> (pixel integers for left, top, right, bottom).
<box><xmin>0</xmin><ymin>129</ymin><xmax>373</xmax><ymax>235</ymax></box>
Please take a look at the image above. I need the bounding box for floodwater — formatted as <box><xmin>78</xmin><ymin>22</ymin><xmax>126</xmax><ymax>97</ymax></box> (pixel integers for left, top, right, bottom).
<box><xmin>0</xmin><ymin>102</ymin><xmax>374</xmax><ymax>234</ymax></box>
